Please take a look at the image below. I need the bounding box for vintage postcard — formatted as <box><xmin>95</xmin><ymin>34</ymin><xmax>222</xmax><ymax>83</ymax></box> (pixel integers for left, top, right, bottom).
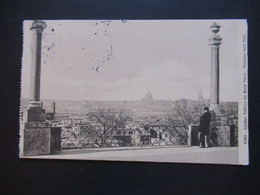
<box><xmin>20</xmin><ymin>19</ymin><xmax>248</xmax><ymax>165</ymax></box>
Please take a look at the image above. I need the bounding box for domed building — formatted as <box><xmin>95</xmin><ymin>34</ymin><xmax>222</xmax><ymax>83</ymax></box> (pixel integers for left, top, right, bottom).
<box><xmin>145</xmin><ymin>90</ymin><xmax>153</xmax><ymax>101</ymax></box>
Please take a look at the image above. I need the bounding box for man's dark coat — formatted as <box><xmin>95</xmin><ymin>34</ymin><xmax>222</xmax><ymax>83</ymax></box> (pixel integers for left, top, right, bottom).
<box><xmin>199</xmin><ymin>112</ymin><xmax>211</xmax><ymax>135</ymax></box>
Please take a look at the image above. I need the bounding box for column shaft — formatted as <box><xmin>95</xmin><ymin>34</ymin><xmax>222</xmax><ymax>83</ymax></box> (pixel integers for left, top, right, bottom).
<box><xmin>210</xmin><ymin>46</ymin><xmax>220</xmax><ymax>107</ymax></box>
<box><xmin>209</xmin><ymin>23</ymin><xmax>222</xmax><ymax>113</ymax></box>
<box><xmin>29</xmin><ymin>30</ymin><xmax>43</xmax><ymax>103</ymax></box>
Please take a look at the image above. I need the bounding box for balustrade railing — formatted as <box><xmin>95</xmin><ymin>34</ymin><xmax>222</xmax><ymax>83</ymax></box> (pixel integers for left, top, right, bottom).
<box><xmin>61</xmin><ymin>124</ymin><xmax>186</xmax><ymax>149</ymax></box>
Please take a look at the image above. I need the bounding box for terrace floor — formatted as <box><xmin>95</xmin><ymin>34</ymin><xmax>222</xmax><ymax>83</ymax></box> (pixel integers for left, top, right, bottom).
<box><xmin>23</xmin><ymin>146</ymin><xmax>239</xmax><ymax>165</ymax></box>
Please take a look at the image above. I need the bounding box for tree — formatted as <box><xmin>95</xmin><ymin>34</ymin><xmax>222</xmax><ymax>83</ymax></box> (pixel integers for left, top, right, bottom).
<box><xmin>165</xmin><ymin>98</ymin><xmax>207</xmax><ymax>144</ymax></box>
<box><xmin>83</xmin><ymin>108</ymin><xmax>132</xmax><ymax>147</ymax></box>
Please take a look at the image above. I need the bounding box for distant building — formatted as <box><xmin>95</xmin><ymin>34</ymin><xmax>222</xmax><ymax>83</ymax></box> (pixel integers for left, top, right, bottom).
<box><xmin>145</xmin><ymin>90</ymin><xmax>153</xmax><ymax>101</ymax></box>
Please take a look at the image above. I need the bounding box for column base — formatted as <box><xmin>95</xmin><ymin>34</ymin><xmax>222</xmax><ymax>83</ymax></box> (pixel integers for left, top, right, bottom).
<box><xmin>22</xmin><ymin>106</ymin><xmax>45</xmax><ymax>122</ymax></box>
<box><xmin>29</xmin><ymin>100</ymin><xmax>41</xmax><ymax>108</ymax></box>
<box><xmin>210</xmin><ymin>105</ymin><xmax>229</xmax><ymax>126</ymax></box>
<box><xmin>210</xmin><ymin>103</ymin><xmax>221</xmax><ymax>114</ymax></box>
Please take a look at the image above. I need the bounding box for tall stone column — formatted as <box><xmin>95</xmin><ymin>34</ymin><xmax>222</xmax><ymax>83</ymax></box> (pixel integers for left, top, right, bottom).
<box><xmin>21</xmin><ymin>20</ymin><xmax>61</xmax><ymax>156</ymax></box>
<box><xmin>22</xmin><ymin>20</ymin><xmax>47</xmax><ymax>123</ymax></box>
<box><xmin>187</xmin><ymin>23</ymin><xmax>235</xmax><ymax>148</ymax></box>
<box><xmin>29</xmin><ymin>20</ymin><xmax>47</xmax><ymax>107</ymax></box>
<box><xmin>209</xmin><ymin>23</ymin><xmax>222</xmax><ymax>113</ymax></box>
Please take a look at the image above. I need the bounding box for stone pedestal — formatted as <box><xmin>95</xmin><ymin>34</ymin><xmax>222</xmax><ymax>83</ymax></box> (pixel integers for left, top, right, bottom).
<box><xmin>23</xmin><ymin>122</ymin><xmax>50</xmax><ymax>156</ymax></box>
<box><xmin>22</xmin><ymin>122</ymin><xmax>61</xmax><ymax>156</ymax></box>
<box><xmin>188</xmin><ymin>124</ymin><xmax>237</xmax><ymax>147</ymax></box>
<box><xmin>209</xmin><ymin>111</ymin><xmax>236</xmax><ymax>146</ymax></box>
<box><xmin>24</xmin><ymin>128</ymin><xmax>51</xmax><ymax>155</ymax></box>
<box><xmin>211</xmin><ymin>125</ymin><xmax>236</xmax><ymax>147</ymax></box>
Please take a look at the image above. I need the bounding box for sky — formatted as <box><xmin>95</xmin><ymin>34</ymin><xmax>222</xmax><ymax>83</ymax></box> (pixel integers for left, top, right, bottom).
<box><xmin>21</xmin><ymin>20</ymin><xmax>245</xmax><ymax>101</ymax></box>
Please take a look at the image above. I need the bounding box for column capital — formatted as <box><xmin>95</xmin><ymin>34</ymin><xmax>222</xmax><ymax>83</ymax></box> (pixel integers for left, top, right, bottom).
<box><xmin>209</xmin><ymin>35</ymin><xmax>222</xmax><ymax>47</ymax></box>
<box><xmin>209</xmin><ymin>22</ymin><xmax>222</xmax><ymax>47</ymax></box>
<box><xmin>30</xmin><ymin>20</ymin><xmax>47</xmax><ymax>33</ymax></box>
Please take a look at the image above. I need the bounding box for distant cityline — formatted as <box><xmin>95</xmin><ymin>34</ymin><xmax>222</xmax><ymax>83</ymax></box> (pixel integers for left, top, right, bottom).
<box><xmin>20</xmin><ymin>85</ymin><xmax>236</xmax><ymax>102</ymax></box>
<box><xmin>21</xmin><ymin>97</ymin><xmax>238</xmax><ymax>103</ymax></box>
<box><xmin>21</xmin><ymin>97</ymin><xmax>205</xmax><ymax>102</ymax></box>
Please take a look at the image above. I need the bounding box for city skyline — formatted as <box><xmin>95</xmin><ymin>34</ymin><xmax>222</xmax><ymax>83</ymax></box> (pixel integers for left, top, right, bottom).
<box><xmin>21</xmin><ymin>20</ymin><xmax>241</xmax><ymax>101</ymax></box>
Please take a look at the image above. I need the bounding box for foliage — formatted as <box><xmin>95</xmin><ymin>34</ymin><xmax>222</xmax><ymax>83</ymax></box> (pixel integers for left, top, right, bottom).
<box><xmin>82</xmin><ymin>109</ymin><xmax>132</xmax><ymax>147</ymax></box>
<box><xmin>165</xmin><ymin>98</ymin><xmax>207</xmax><ymax>145</ymax></box>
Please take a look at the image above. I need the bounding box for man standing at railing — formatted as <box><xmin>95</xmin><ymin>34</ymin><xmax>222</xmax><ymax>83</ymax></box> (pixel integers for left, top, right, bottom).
<box><xmin>199</xmin><ymin>107</ymin><xmax>212</xmax><ymax>148</ymax></box>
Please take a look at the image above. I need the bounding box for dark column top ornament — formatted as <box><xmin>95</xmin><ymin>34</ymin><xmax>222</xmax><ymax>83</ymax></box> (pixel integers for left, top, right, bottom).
<box><xmin>209</xmin><ymin>22</ymin><xmax>222</xmax><ymax>47</ymax></box>
<box><xmin>30</xmin><ymin>20</ymin><xmax>47</xmax><ymax>33</ymax></box>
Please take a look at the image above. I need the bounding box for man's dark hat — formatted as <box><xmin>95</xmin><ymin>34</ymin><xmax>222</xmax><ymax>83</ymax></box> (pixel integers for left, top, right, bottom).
<box><xmin>203</xmin><ymin>107</ymin><xmax>209</xmax><ymax>111</ymax></box>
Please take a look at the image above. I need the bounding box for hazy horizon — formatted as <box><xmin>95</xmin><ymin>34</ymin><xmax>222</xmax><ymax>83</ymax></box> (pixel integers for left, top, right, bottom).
<box><xmin>21</xmin><ymin>96</ymin><xmax>239</xmax><ymax>103</ymax></box>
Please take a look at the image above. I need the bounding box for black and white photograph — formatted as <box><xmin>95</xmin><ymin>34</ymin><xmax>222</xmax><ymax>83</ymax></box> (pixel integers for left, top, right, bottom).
<box><xmin>20</xmin><ymin>19</ymin><xmax>248</xmax><ymax>165</ymax></box>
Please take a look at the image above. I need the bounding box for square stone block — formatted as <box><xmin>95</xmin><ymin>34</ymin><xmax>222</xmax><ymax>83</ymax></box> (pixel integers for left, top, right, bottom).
<box><xmin>23</xmin><ymin>127</ymin><xmax>51</xmax><ymax>156</ymax></box>
<box><xmin>213</xmin><ymin>125</ymin><xmax>236</xmax><ymax>147</ymax></box>
<box><xmin>22</xmin><ymin>107</ymin><xmax>45</xmax><ymax>122</ymax></box>
<box><xmin>22</xmin><ymin>125</ymin><xmax>62</xmax><ymax>156</ymax></box>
